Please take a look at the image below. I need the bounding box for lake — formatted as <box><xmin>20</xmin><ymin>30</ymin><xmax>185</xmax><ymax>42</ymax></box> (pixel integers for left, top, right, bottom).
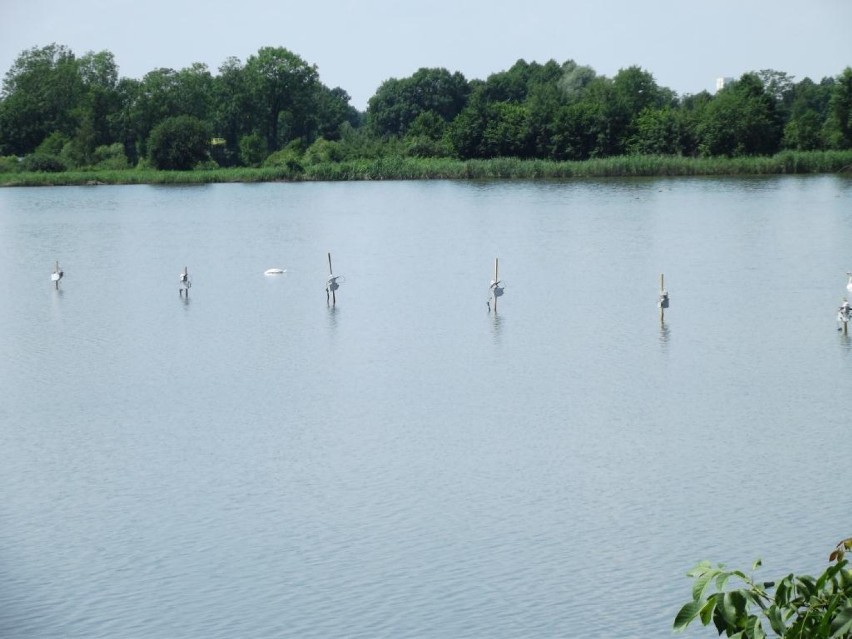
<box><xmin>1</xmin><ymin>176</ymin><xmax>851</xmax><ymax>638</ymax></box>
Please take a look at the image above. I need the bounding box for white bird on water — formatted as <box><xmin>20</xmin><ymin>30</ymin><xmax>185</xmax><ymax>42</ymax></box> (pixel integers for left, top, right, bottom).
<box><xmin>51</xmin><ymin>260</ymin><xmax>63</xmax><ymax>289</ymax></box>
<box><xmin>264</xmin><ymin>268</ymin><xmax>286</xmax><ymax>275</ymax></box>
<box><xmin>846</xmin><ymin>272</ymin><xmax>852</xmax><ymax>293</ymax></box>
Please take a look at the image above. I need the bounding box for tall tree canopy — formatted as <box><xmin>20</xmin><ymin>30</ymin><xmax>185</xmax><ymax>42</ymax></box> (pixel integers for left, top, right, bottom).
<box><xmin>0</xmin><ymin>44</ymin><xmax>85</xmax><ymax>155</ymax></box>
<box><xmin>0</xmin><ymin>43</ymin><xmax>849</xmax><ymax>168</ymax></box>
<box><xmin>697</xmin><ymin>72</ymin><xmax>783</xmax><ymax>156</ymax></box>
<box><xmin>367</xmin><ymin>67</ymin><xmax>470</xmax><ymax>137</ymax></box>
<box><xmin>243</xmin><ymin>46</ymin><xmax>321</xmax><ymax>150</ymax></box>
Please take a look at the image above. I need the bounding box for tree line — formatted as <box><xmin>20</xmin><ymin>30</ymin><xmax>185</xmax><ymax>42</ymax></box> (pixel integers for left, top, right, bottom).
<box><xmin>0</xmin><ymin>43</ymin><xmax>850</xmax><ymax>173</ymax></box>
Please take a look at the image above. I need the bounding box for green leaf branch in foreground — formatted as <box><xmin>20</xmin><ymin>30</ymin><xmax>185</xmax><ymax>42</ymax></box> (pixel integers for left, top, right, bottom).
<box><xmin>675</xmin><ymin>538</ymin><xmax>852</xmax><ymax>638</ymax></box>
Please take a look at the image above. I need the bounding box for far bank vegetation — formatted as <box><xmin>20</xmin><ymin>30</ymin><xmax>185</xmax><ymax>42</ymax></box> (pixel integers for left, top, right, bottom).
<box><xmin>1</xmin><ymin>44</ymin><xmax>851</xmax><ymax>184</ymax></box>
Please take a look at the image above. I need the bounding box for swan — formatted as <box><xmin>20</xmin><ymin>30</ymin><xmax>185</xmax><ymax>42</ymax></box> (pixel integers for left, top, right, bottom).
<box><xmin>264</xmin><ymin>268</ymin><xmax>286</xmax><ymax>275</ymax></box>
<box><xmin>846</xmin><ymin>272</ymin><xmax>852</xmax><ymax>293</ymax></box>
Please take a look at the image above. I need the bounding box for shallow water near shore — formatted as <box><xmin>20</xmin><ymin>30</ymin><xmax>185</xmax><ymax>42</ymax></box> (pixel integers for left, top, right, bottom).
<box><xmin>1</xmin><ymin>176</ymin><xmax>851</xmax><ymax>638</ymax></box>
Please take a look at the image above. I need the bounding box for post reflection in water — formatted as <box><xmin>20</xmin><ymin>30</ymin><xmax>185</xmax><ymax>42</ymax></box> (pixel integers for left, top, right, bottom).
<box><xmin>659</xmin><ymin>319</ymin><xmax>670</xmax><ymax>347</ymax></box>
<box><xmin>326</xmin><ymin>303</ymin><xmax>338</xmax><ymax>332</ymax></box>
<box><xmin>490</xmin><ymin>310</ymin><xmax>503</xmax><ymax>344</ymax></box>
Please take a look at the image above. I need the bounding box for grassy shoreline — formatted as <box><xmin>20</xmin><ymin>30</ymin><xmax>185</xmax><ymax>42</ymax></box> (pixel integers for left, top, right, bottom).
<box><xmin>2</xmin><ymin>151</ymin><xmax>851</xmax><ymax>187</ymax></box>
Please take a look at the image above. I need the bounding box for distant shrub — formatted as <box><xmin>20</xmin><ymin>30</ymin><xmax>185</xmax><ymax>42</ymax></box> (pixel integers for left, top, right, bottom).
<box><xmin>304</xmin><ymin>138</ymin><xmax>344</xmax><ymax>165</ymax></box>
<box><xmin>93</xmin><ymin>143</ymin><xmax>129</xmax><ymax>170</ymax></box>
<box><xmin>403</xmin><ymin>135</ymin><xmax>451</xmax><ymax>158</ymax></box>
<box><xmin>36</xmin><ymin>132</ymin><xmax>70</xmax><ymax>156</ymax></box>
<box><xmin>148</xmin><ymin>115</ymin><xmax>211</xmax><ymax>170</ymax></box>
<box><xmin>262</xmin><ymin>148</ymin><xmax>304</xmax><ymax>173</ymax></box>
<box><xmin>238</xmin><ymin>133</ymin><xmax>268</xmax><ymax>168</ymax></box>
<box><xmin>22</xmin><ymin>153</ymin><xmax>67</xmax><ymax>172</ymax></box>
<box><xmin>193</xmin><ymin>159</ymin><xmax>220</xmax><ymax>170</ymax></box>
<box><xmin>0</xmin><ymin>155</ymin><xmax>21</xmax><ymax>173</ymax></box>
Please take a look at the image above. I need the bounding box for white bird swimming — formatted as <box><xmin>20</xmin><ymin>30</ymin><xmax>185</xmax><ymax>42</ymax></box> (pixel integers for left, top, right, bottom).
<box><xmin>264</xmin><ymin>268</ymin><xmax>286</xmax><ymax>275</ymax></box>
<box><xmin>846</xmin><ymin>272</ymin><xmax>852</xmax><ymax>293</ymax></box>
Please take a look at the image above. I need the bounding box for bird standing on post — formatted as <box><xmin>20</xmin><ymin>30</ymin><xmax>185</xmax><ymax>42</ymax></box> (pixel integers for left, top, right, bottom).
<box><xmin>179</xmin><ymin>266</ymin><xmax>191</xmax><ymax>297</ymax></box>
<box><xmin>487</xmin><ymin>258</ymin><xmax>504</xmax><ymax>312</ymax></box>
<box><xmin>326</xmin><ymin>253</ymin><xmax>341</xmax><ymax>306</ymax></box>
<box><xmin>51</xmin><ymin>260</ymin><xmax>64</xmax><ymax>290</ymax></box>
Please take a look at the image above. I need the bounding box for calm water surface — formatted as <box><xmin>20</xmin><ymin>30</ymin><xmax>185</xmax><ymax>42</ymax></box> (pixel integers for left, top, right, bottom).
<box><xmin>1</xmin><ymin>177</ymin><xmax>851</xmax><ymax>638</ymax></box>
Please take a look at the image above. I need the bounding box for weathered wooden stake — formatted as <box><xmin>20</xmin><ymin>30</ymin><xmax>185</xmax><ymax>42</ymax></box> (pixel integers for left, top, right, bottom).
<box><xmin>493</xmin><ymin>258</ymin><xmax>499</xmax><ymax>313</ymax></box>
<box><xmin>658</xmin><ymin>273</ymin><xmax>670</xmax><ymax>322</ymax></box>
<box><xmin>51</xmin><ymin>260</ymin><xmax>63</xmax><ymax>289</ymax></box>
<box><xmin>326</xmin><ymin>252</ymin><xmax>339</xmax><ymax>306</ymax></box>
<box><xmin>487</xmin><ymin>258</ymin><xmax>505</xmax><ymax>313</ymax></box>
<box><xmin>179</xmin><ymin>266</ymin><xmax>190</xmax><ymax>297</ymax></box>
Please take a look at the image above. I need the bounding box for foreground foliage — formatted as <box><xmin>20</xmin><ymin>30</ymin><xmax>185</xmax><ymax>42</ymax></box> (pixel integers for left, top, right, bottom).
<box><xmin>675</xmin><ymin>538</ymin><xmax>852</xmax><ymax>638</ymax></box>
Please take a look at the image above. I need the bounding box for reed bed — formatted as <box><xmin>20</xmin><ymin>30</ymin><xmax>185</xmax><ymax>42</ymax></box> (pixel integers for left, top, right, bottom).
<box><xmin>2</xmin><ymin>151</ymin><xmax>851</xmax><ymax>186</ymax></box>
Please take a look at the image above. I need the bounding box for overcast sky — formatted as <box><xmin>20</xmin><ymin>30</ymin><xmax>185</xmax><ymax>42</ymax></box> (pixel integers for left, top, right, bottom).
<box><xmin>2</xmin><ymin>0</ymin><xmax>850</xmax><ymax>110</ymax></box>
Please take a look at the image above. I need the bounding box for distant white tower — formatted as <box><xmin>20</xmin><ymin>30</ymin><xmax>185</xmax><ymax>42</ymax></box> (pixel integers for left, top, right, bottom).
<box><xmin>716</xmin><ymin>77</ymin><xmax>735</xmax><ymax>92</ymax></box>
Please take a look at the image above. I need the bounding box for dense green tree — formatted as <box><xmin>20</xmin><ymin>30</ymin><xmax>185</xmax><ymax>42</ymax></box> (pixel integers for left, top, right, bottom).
<box><xmin>211</xmin><ymin>56</ymin><xmax>254</xmax><ymax>165</ymax></box>
<box><xmin>551</xmin><ymin>99</ymin><xmax>601</xmax><ymax>160</ymax></box>
<box><xmin>445</xmin><ymin>89</ymin><xmax>489</xmax><ymax>158</ymax></box>
<box><xmin>480</xmin><ymin>60</ymin><xmax>532</xmax><ymax>103</ymax></box>
<box><xmin>127</xmin><ymin>68</ymin><xmax>186</xmax><ymax>158</ymax></box>
<box><xmin>174</xmin><ymin>63</ymin><xmax>214</xmax><ymax>121</ymax></box>
<box><xmin>782</xmin><ymin>77</ymin><xmax>832</xmax><ymax>150</ymax></box>
<box><xmin>114</xmin><ymin>63</ymin><xmax>214</xmax><ymax>162</ymax></box>
<box><xmin>823</xmin><ymin>67</ymin><xmax>852</xmax><ymax>150</ymax></box>
<box><xmin>106</xmin><ymin>77</ymin><xmax>143</xmax><ymax>164</ymax></box>
<box><xmin>525</xmin><ymin>83</ymin><xmax>566</xmax><ymax>159</ymax></box>
<box><xmin>0</xmin><ymin>44</ymin><xmax>84</xmax><ymax>155</ymax></box>
<box><xmin>304</xmin><ymin>137</ymin><xmax>344</xmax><ymax>164</ymax></box>
<box><xmin>314</xmin><ymin>86</ymin><xmax>359</xmax><ymax>141</ymax></box>
<box><xmin>35</xmin><ymin>131</ymin><xmax>69</xmax><ymax>156</ymax></box>
<box><xmin>1</xmin><ymin>43</ymin><xmax>848</xmax><ymax>167</ymax></box>
<box><xmin>238</xmin><ymin>132</ymin><xmax>267</xmax><ymax>167</ymax></box>
<box><xmin>92</xmin><ymin>142</ymin><xmax>129</xmax><ymax>169</ymax></box>
<box><xmin>697</xmin><ymin>73</ymin><xmax>783</xmax><ymax>156</ymax></box>
<box><xmin>21</xmin><ymin>152</ymin><xmax>66</xmax><ymax>172</ymax></box>
<box><xmin>334</xmin><ymin>122</ymin><xmax>391</xmax><ymax>160</ymax></box>
<box><xmin>147</xmin><ymin>115</ymin><xmax>210</xmax><ymax>169</ymax></box>
<box><xmin>677</xmin><ymin>91</ymin><xmax>713</xmax><ymax>156</ymax></box>
<box><xmin>367</xmin><ymin>67</ymin><xmax>469</xmax><ymax>137</ymax></box>
<box><xmin>557</xmin><ymin>61</ymin><xmax>598</xmax><ymax>102</ymax></box>
<box><xmin>406</xmin><ymin>111</ymin><xmax>446</xmax><ymax>141</ymax></box>
<box><xmin>629</xmin><ymin>107</ymin><xmax>685</xmax><ymax>155</ymax></box>
<box><xmin>480</xmin><ymin>59</ymin><xmax>562</xmax><ymax>104</ymax></box>
<box><xmin>76</xmin><ymin>51</ymin><xmax>121</xmax><ymax>153</ymax></box>
<box><xmin>594</xmin><ymin>66</ymin><xmax>674</xmax><ymax>156</ymax></box>
<box><xmin>482</xmin><ymin>101</ymin><xmax>532</xmax><ymax>157</ymax></box>
<box><xmin>757</xmin><ymin>69</ymin><xmax>796</xmax><ymax>121</ymax></box>
<box><xmin>243</xmin><ymin>47</ymin><xmax>321</xmax><ymax>150</ymax></box>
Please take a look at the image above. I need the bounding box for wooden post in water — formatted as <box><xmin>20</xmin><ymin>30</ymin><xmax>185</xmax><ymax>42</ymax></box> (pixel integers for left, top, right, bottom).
<box><xmin>658</xmin><ymin>273</ymin><xmax>670</xmax><ymax>322</ymax></box>
<box><xmin>51</xmin><ymin>260</ymin><xmax>63</xmax><ymax>290</ymax></box>
<box><xmin>493</xmin><ymin>258</ymin><xmax>499</xmax><ymax>313</ymax></box>
<box><xmin>488</xmin><ymin>258</ymin><xmax>504</xmax><ymax>313</ymax></box>
<box><xmin>326</xmin><ymin>252</ymin><xmax>339</xmax><ymax>306</ymax></box>
<box><xmin>179</xmin><ymin>266</ymin><xmax>190</xmax><ymax>297</ymax></box>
